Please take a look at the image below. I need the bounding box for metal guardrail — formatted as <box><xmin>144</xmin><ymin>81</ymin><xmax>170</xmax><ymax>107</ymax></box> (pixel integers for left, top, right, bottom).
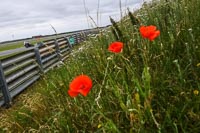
<box><xmin>0</xmin><ymin>29</ymin><xmax>100</xmax><ymax>107</ymax></box>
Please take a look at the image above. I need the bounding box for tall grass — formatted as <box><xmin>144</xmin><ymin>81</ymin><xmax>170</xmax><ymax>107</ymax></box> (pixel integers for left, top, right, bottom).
<box><xmin>0</xmin><ymin>0</ymin><xmax>200</xmax><ymax>132</ymax></box>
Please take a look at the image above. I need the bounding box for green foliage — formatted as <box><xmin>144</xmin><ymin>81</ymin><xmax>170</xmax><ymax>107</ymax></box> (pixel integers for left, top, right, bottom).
<box><xmin>110</xmin><ymin>17</ymin><xmax>128</xmax><ymax>43</ymax></box>
<box><xmin>127</xmin><ymin>8</ymin><xmax>140</xmax><ymax>26</ymax></box>
<box><xmin>0</xmin><ymin>0</ymin><xmax>200</xmax><ymax>132</ymax></box>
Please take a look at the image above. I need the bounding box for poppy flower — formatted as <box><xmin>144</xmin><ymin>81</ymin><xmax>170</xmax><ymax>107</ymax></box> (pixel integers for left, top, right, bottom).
<box><xmin>140</xmin><ymin>25</ymin><xmax>160</xmax><ymax>41</ymax></box>
<box><xmin>68</xmin><ymin>75</ymin><xmax>92</xmax><ymax>97</ymax></box>
<box><xmin>108</xmin><ymin>41</ymin><xmax>124</xmax><ymax>53</ymax></box>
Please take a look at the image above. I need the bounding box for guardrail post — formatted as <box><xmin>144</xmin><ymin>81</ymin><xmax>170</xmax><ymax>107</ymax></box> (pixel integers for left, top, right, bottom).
<box><xmin>80</xmin><ymin>32</ymin><xmax>86</xmax><ymax>42</ymax></box>
<box><xmin>34</xmin><ymin>47</ymin><xmax>44</xmax><ymax>73</ymax></box>
<box><xmin>84</xmin><ymin>31</ymin><xmax>89</xmax><ymax>39</ymax></box>
<box><xmin>54</xmin><ymin>39</ymin><xmax>61</xmax><ymax>61</ymax></box>
<box><xmin>76</xmin><ymin>33</ymin><xmax>80</xmax><ymax>44</ymax></box>
<box><xmin>74</xmin><ymin>34</ymin><xmax>78</xmax><ymax>45</ymax></box>
<box><xmin>0</xmin><ymin>61</ymin><xmax>11</xmax><ymax>107</ymax></box>
<box><xmin>77</xmin><ymin>33</ymin><xmax>81</xmax><ymax>43</ymax></box>
<box><xmin>65</xmin><ymin>37</ymin><xmax>73</xmax><ymax>49</ymax></box>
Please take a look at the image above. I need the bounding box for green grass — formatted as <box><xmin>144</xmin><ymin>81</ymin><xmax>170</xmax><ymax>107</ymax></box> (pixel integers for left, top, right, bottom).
<box><xmin>0</xmin><ymin>43</ymin><xmax>23</xmax><ymax>52</ymax></box>
<box><xmin>0</xmin><ymin>0</ymin><xmax>200</xmax><ymax>132</ymax></box>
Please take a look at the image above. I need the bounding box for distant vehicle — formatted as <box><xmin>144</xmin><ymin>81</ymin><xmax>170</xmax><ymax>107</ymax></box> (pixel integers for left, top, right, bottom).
<box><xmin>24</xmin><ymin>41</ymin><xmax>34</xmax><ymax>48</ymax></box>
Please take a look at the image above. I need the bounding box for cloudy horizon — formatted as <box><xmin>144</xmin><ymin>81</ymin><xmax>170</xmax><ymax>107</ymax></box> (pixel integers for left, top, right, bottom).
<box><xmin>0</xmin><ymin>0</ymin><xmax>147</xmax><ymax>42</ymax></box>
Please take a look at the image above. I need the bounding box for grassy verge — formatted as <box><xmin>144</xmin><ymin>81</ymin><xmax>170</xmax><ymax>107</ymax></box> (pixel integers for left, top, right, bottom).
<box><xmin>0</xmin><ymin>0</ymin><xmax>200</xmax><ymax>132</ymax></box>
<box><xmin>0</xmin><ymin>43</ymin><xmax>24</xmax><ymax>52</ymax></box>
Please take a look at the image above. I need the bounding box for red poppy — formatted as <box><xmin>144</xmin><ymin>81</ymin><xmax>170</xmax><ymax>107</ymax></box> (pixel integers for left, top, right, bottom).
<box><xmin>140</xmin><ymin>25</ymin><xmax>160</xmax><ymax>41</ymax></box>
<box><xmin>108</xmin><ymin>41</ymin><xmax>124</xmax><ymax>53</ymax></box>
<box><xmin>68</xmin><ymin>75</ymin><xmax>92</xmax><ymax>97</ymax></box>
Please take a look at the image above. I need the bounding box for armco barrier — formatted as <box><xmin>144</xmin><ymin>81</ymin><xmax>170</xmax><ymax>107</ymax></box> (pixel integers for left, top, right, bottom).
<box><xmin>0</xmin><ymin>28</ymin><xmax>100</xmax><ymax>107</ymax></box>
<box><xmin>0</xmin><ymin>47</ymin><xmax>40</xmax><ymax>107</ymax></box>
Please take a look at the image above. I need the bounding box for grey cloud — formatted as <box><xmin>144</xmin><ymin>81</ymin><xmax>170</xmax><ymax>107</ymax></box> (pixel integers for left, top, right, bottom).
<box><xmin>0</xmin><ymin>0</ymin><xmax>145</xmax><ymax>42</ymax></box>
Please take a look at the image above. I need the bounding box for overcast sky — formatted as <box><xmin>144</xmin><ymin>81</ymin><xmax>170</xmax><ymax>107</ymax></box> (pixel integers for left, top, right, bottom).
<box><xmin>0</xmin><ymin>0</ymin><xmax>147</xmax><ymax>42</ymax></box>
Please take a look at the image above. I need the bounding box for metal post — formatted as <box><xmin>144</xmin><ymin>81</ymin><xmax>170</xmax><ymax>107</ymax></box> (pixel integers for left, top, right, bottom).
<box><xmin>65</xmin><ymin>36</ymin><xmax>73</xmax><ymax>49</ymax></box>
<box><xmin>81</xmin><ymin>32</ymin><xmax>86</xmax><ymax>41</ymax></box>
<box><xmin>54</xmin><ymin>39</ymin><xmax>61</xmax><ymax>61</ymax></box>
<box><xmin>34</xmin><ymin>47</ymin><xmax>44</xmax><ymax>73</ymax></box>
<box><xmin>0</xmin><ymin>61</ymin><xmax>11</xmax><ymax>107</ymax></box>
<box><xmin>76</xmin><ymin>33</ymin><xmax>80</xmax><ymax>44</ymax></box>
<box><xmin>77</xmin><ymin>33</ymin><xmax>81</xmax><ymax>43</ymax></box>
<box><xmin>72</xmin><ymin>34</ymin><xmax>76</xmax><ymax>45</ymax></box>
<box><xmin>74</xmin><ymin>34</ymin><xmax>78</xmax><ymax>44</ymax></box>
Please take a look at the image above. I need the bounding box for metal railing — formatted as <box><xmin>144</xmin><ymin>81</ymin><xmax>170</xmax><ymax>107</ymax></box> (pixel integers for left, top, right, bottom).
<box><xmin>0</xmin><ymin>28</ymin><xmax>99</xmax><ymax>107</ymax></box>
